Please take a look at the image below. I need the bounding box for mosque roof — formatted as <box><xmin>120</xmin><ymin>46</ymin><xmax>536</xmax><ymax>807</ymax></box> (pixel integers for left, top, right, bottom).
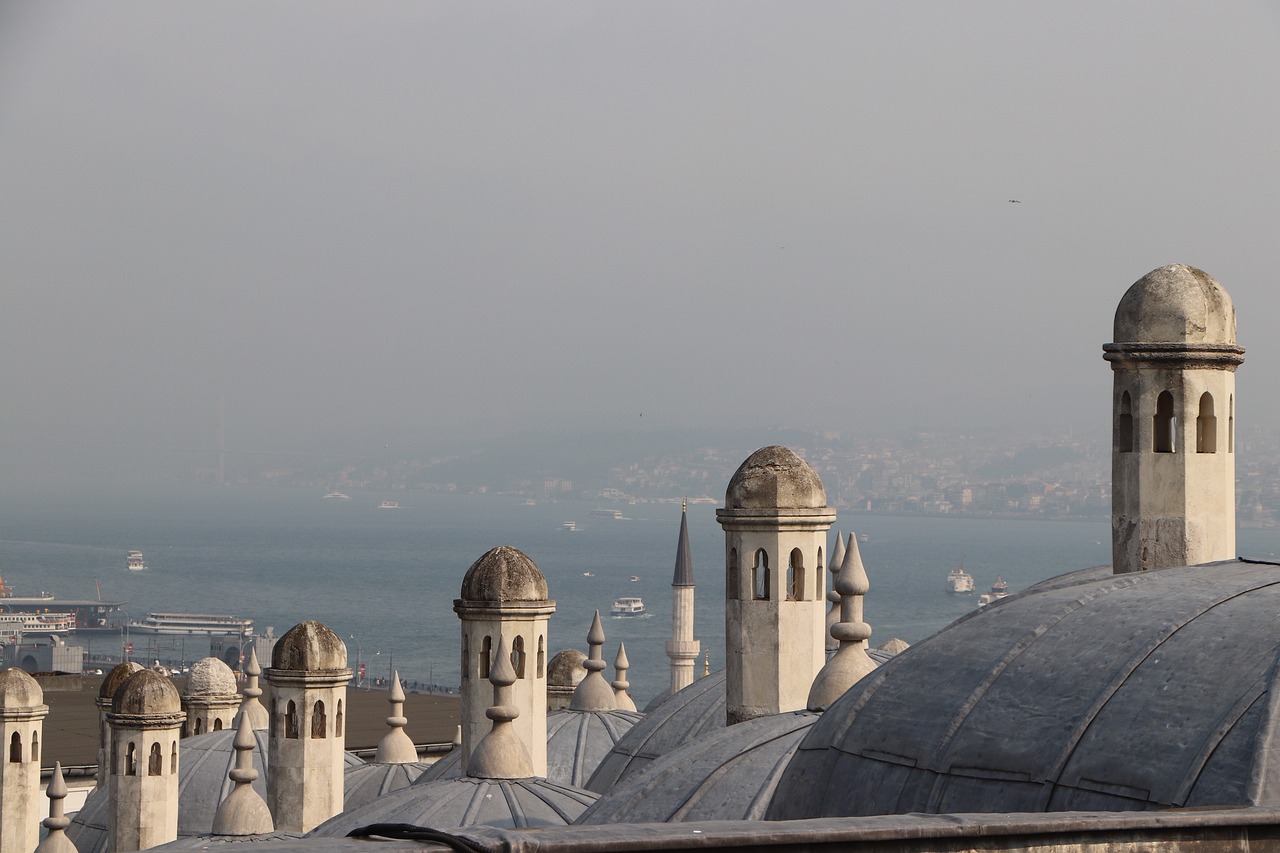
<box><xmin>577</xmin><ymin>710</ymin><xmax>817</xmax><ymax>824</ymax></box>
<box><xmin>1112</xmin><ymin>264</ymin><xmax>1238</xmax><ymax>346</ymax></box>
<box><xmin>67</xmin><ymin>730</ymin><xmax>365</xmax><ymax>852</ymax></box>
<box><xmin>459</xmin><ymin>546</ymin><xmax>549</xmax><ymax>603</ymax></box>
<box><xmin>343</xmin><ymin>761</ymin><xmax>434</xmax><ymax>811</ymax></box>
<box><xmin>547</xmin><ymin>708</ymin><xmax>644</xmax><ymax>787</ymax></box>
<box><xmin>270</xmin><ymin>620</ymin><xmax>348</xmax><ymax>672</ymax></box>
<box><xmin>308</xmin><ymin>776</ymin><xmax>598</xmax><ymax>836</ymax></box>
<box><xmin>768</xmin><ymin>559</ymin><xmax>1280</xmax><ymax>820</ymax></box>
<box><xmin>724</xmin><ymin>445</ymin><xmax>826</xmax><ymax>511</ymax></box>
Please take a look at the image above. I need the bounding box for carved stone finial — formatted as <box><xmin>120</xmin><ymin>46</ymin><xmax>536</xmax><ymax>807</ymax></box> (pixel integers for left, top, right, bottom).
<box><xmin>374</xmin><ymin>672</ymin><xmax>417</xmax><ymax>763</ymax></box>
<box><xmin>570</xmin><ymin>611</ymin><xmax>616</xmax><ymax>711</ymax></box>
<box><xmin>612</xmin><ymin>643</ymin><xmax>637</xmax><ymax>711</ymax></box>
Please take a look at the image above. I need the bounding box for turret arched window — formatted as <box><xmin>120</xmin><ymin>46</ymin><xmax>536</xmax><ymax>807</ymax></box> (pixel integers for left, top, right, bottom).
<box><xmin>1154</xmin><ymin>390</ymin><xmax>1177</xmax><ymax>453</ymax></box>
<box><xmin>753</xmin><ymin>550</ymin><xmax>770</xmax><ymax>600</ymax></box>
<box><xmin>171</xmin><ymin>741</ymin><xmax>178</xmax><ymax>773</ymax></box>
<box><xmin>787</xmin><ymin>549</ymin><xmax>805</xmax><ymax>601</ymax></box>
<box><xmin>1197</xmin><ymin>392</ymin><xmax>1217</xmax><ymax>453</ymax></box>
<box><xmin>8</xmin><ymin>732</ymin><xmax>20</xmax><ymax>763</ymax></box>
<box><xmin>1118</xmin><ymin>390</ymin><xmax>1134</xmax><ymax>452</ymax></box>
<box><xmin>195</xmin><ymin>718</ymin><xmax>205</xmax><ymax>736</ymax></box>
<box><xmin>816</xmin><ymin>547</ymin><xmax>825</xmax><ymax>601</ymax></box>
<box><xmin>479</xmin><ymin>636</ymin><xmax>492</xmax><ymax>680</ymax></box>
<box><xmin>461</xmin><ymin>634</ymin><xmax>470</xmax><ymax>681</ymax></box>
<box><xmin>727</xmin><ymin>549</ymin><xmax>740</xmax><ymax>600</ymax></box>
<box><xmin>148</xmin><ymin>742</ymin><xmax>162</xmax><ymax>776</ymax></box>
<box><xmin>213</xmin><ymin>718</ymin><xmax>223</xmax><ymax>731</ymax></box>
<box><xmin>512</xmin><ymin>636</ymin><xmax>527</xmax><ymax>678</ymax></box>
<box><xmin>1229</xmin><ymin>395</ymin><xmax>1235</xmax><ymax>453</ymax></box>
<box><xmin>537</xmin><ymin>636</ymin><xmax>546</xmax><ymax>678</ymax></box>
<box><xmin>126</xmin><ymin>742</ymin><xmax>138</xmax><ymax>775</ymax></box>
<box><xmin>311</xmin><ymin>700</ymin><xmax>326</xmax><ymax>738</ymax></box>
<box><xmin>285</xmin><ymin>700</ymin><xmax>299</xmax><ymax>739</ymax></box>
<box><xmin>31</xmin><ymin>731</ymin><xmax>38</xmax><ymax>763</ymax></box>
<box><xmin>336</xmin><ymin>700</ymin><xmax>344</xmax><ymax>737</ymax></box>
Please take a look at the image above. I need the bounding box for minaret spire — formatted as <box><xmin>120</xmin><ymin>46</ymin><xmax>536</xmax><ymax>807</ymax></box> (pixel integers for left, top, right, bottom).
<box><xmin>467</xmin><ymin>636</ymin><xmax>535</xmax><ymax>779</ymax></box>
<box><xmin>665</xmin><ymin>500</ymin><xmax>700</xmax><ymax>694</ymax></box>
<box><xmin>570</xmin><ymin>611</ymin><xmax>616</xmax><ymax>711</ymax></box>
<box><xmin>211</xmin><ymin>714</ymin><xmax>274</xmax><ymax>835</ymax></box>
<box><xmin>36</xmin><ymin>762</ymin><xmax>77</xmax><ymax>853</ymax></box>
<box><xmin>612</xmin><ymin>642</ymin><xmax>637</xmax><ymax>711</ymax></box>
<box><xmin>824</xmin><ymin>531</ymin><xmax>846</xmax><ymax>653</ymax></box>
<box><xmin>237</xmin><ymin>646</ymin><xmax>269</xmax><ymax>730</ymax></box>
<box><xmin>374</xmin><ymin>672</ymin><xmax>418</xmax><ymax>763</ymax></box>
<box><xmin>808</xmin><ymin>534</ymin><xmax>877</xmax><ymax>710</ymax></box>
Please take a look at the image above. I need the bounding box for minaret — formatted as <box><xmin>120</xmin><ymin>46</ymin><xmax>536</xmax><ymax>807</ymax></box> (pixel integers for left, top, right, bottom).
<box><xmin>107</xmin><ymin>669</ymin><xmax>185</xmax><ymax>852</ymax></box>
<box><xmin>0</xmin><ymin>667</ymin><xmax>49</xmax><ymax>853</ymax></box>
<box><xmin>569</xmin><ymin>611</ymin><xmax>616</xmax><ymax>711</ymax></box>
<box><xmin>824</xmin><ymin>531</ymin><xmax>846</xmax><ymax>654</ymax></box>
<box><xmin>808</xmin><ymin>534</ymin><xmax>878</xmax><ymax>710</ymax></box>
<box><xmin>718</xmin><ymin>445</ymin><xmax>836</xmax><ymax>725</ymax></box>
<box><xmin>237</xmin><ymin>645</ymin><xmax>269</xmax><ymax>730</ymax></box>
<box><xmin>665</xmin><ymin>500</ymin><xmax>700</xmax><ymax>695</ymax></box>
<box><xmin>264</xmin><ymin>619</ymin><xmax>350</xmax><ymax>833</ymax></box>
<box><xmin>181</xmin><ymin>656</ymin><xmax>240</xmax><ymax>737</ymax></box>
<box><xmin>373</xmin><ymin>672</ymin><xmax>418</xmax><ymax>763</ymax></box>
<box><xmin>1104</xmin><ymin>264</ymin><xmax>1244</xmax><ymax>572</ymax></box>
<box><xmin>454</xmin><ymin>546</ymin><xmax>555</xmax><ymax>775</ymax></box>
<box><xmin>612</xmin><ymin>643</ymin><xmax>637</xmax><ymax>711</ymax></box>
<box><xmin>211</xmin><ymin>713</ymin><xmax>274</xmax><ymax>836</ymax></box>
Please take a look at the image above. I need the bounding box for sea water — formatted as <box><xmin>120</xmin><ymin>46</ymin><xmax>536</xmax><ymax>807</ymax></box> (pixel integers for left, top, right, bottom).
<box><xmin>4</xmin><ymin>481</ymin><xmax>1279</xmax><ymax>706</ymax></box>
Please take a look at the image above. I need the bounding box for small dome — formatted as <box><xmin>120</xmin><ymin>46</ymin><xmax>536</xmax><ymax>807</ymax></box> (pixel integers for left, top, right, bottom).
<box><xmin>113</xmin><ymin>669</ymin><xmax>181</xmax><ymax>715</ymax></box>
<box><xmin>0</xmin><ymin>667</ymin><xmax>43</xmax><ymax>708</ymax></box>
<box><xmin>725</xmin><ymin>446</ymin><xmax>827</xmax><ymax>510</ymax></box>
<box><xmin>270</xmin><ymin>620</ymin><xmax>347</xmax><ymax>672</ymax></box>
<box><xmin>185</xmin><ymin>657</ymin><xmax>238</xmax><ymax>699</ymax></box>
<box><xmin>459</xmin><ymin>546</ymin><xmax>549</xmax><ymax>603</ymax></box>
<box><xmin>98</xmin><ymin>661</ymin><xmax>144</xmax><ymax>701</ymax></box>
<box><xmin>1113</xmin><ymin>264</ymin><xmax>1237</xmax><ymax>345</ymax></box>
<box><xmin>343</xmin><ymin>761</ymin><xmax>433</xmax><ymax>812</ymax></box>
<box><xmin>548</xmin><ymin>649</ymin><xmax>587</xmax><ymax>689</ymax></box>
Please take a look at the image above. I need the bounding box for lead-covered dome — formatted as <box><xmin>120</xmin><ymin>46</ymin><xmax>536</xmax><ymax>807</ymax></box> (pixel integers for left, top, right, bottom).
<box><xmin>98</xmin><ymin>661</ymin><xmax>144</xmax><ymax>702</ymax></box>
<box><xmin>0</xmin><ymin>667</ymin><xmax>43</xmax><ymax>708</ymax></box>
<box><xmin>185</xmin><ymin>657</ymin><xmax>238</xmax><ymax>698</ymax></box>
<box><xmin>769</xmin><ymin>559</ymin><xmax>1280</xmax><ymax>819</ymax></box>
<box><xmin>459</xmin><ymin>546</ymin><xmax>549</xmax><ymax>603</ymax></box>
<box><xmin>113</xmin><ymin>669</ymin><xmax>181</xmax><ymax>715</ymax></box>
<box><xmin>270</xmin><ymin>620</ymin><xmax>348</xmax><ymax>672</ymax></box>
<box><xmin>725</xmin><ymin>446</ymin><xmax>826</xmax><ymax>510</ymax></box>
<box><xmin>1113</xmin><ymin>264</ymin><xmax>1237</xmax><ymax>345</ymax></box>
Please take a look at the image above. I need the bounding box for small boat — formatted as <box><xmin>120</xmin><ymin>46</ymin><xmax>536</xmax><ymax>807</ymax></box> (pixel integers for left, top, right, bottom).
<box><xmin>562</xmin><ymin>522</ymin><xmax>577</xmax><ymax>532</ymax></box>
<box><xmin>859</xmin><ymin>533</ymin><xmax>870</xmax><ymax>543</ymax></box>
<box><xmin>610</xmin><ymin>597</ymin><xmax>646</xmax><ymax>617</ymax></box>
<box><xmin>629</xmin><ymin>575</ymin><xmax>640</xmax><ymax>582</ymax></box>
<box><xmin>378</xmin><ymin>501</ymin><xmax>400</xmax><ymax>509</ymax></box>
<box><xmin>978</xmin><ymin>578</ymin><xmax>1011</xmax><ymax>609</ymax></box>
<box><xmin>582</xmin><ymin>571</ymin><xmax>595</xmax><ymax>577</ymax></box>
<box><xmin>591</xmin><ymin>508</ymin><xmax>624</xmax><ymax>519</ymax></box>
<box><xmin>127</xmin><ymin>551</ymin><xmax>147</xmax><ymax>572</ymax></box>
<box><xmin>522</xmin><ymin>499</ymin><xmax>537</xmax><ymax>506</ymax></box>
<box><xmin>322</xmin><ymin>491</ymin><xmax>351</xmax><ymax>500</ymax></box>
<box><xmin>946</xmin><ymin>565</ymin><xmax>974</xmax><ymax>594</ymax></box>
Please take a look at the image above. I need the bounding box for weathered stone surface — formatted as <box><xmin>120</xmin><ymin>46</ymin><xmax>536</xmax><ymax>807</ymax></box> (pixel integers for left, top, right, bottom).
<box><xmin>725</xmin><ymin>445</ymin><xmax>826</xmax><ymax>510</ymax></box>
<box><xmin>460</xmin><ymin>546</ymin><xmax>549</xmax><ymax>603</ymax></box>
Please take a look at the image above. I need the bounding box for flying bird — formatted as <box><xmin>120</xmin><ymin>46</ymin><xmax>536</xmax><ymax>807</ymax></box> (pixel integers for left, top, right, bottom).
<box><xmin>1008</xmin><ymin>199</ymin><xmax>1021</xmax><ymax>203</ymax></box>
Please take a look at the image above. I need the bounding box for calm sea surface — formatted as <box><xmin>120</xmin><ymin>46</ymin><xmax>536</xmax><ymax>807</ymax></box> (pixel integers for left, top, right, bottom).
<box><xmin>4</xmin><ymin>482</ymin><xmax>1280</xmax><ymax>706</ymax></box>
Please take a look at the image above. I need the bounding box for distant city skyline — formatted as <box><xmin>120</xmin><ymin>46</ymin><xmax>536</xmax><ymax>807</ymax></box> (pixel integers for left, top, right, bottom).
<box><xmin>2</xmin><ymin>4</ymin><xmax>1278</xmax><ymax>482</ymax></box>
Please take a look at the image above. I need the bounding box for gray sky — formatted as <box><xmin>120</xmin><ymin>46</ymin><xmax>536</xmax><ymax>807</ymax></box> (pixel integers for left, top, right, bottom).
<box><xmin>2</xmin><ymin>2</ymin><xmax>1278</xmax><ymax>468</ymax></box>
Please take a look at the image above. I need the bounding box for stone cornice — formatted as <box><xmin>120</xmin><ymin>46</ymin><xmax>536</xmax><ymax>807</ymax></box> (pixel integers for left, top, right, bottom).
<box><xmin>1104</xmin><ymin>342</ymin><xmax>1245</xmax><ymax>370</ymax></box>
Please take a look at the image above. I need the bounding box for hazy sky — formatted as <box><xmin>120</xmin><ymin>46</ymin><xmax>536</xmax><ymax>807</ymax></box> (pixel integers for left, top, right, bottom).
<box><xmin>3</xmin><ymin>2</ymin><xmax>1278</xmax><ymax>468</ymax></box>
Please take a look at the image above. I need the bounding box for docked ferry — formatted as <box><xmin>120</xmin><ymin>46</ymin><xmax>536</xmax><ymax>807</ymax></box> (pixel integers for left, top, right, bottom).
<box><xmin>0</xmin><ymin>611</ymin><xmax>76</xmax><ymax>636</ymax></box>
<box><xmin>128</xmin><ymin>612</ymin><xmax>254</xmax><ymax>636</ymax></box>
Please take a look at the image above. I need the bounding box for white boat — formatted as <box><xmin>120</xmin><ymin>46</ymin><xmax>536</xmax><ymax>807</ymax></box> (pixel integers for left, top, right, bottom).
<box><xmin>978</xmin><ymin>578</ymin><xmax>1011</xmax><ymax>609</ymax></box>
<box><xmin>0</xmin><ymin>611</ymin><xmax>77</xmax><ymax>636</ymax></box>
<box><xmin>591</xmin><ymin>508</ymin><xmax>624</xmax><ymax>519</ymax></box>
<box><xmin>378</xmin><ymin>501</ymin><xmax>400</xmax><ymax>509</ymax></box>
<box><xmin>563</xmin><ymin>522</ymin><xmax>577</xmax><ymax>532</ymax></box>
<box><xmin>610</xmin><ymin>597</ymin><xmax>646</xmax><ymax>617</ymax></box>
<box><xmin>128</xmin><ymin>612</ymin><xmax>253</xmax><ymax>636</ymax></box>
<box><xmin>629</xmin><ymin>575</ymin><xmax>641</xmax><ymax>582</ymax></box>
<box><xmin>946</xmin><ymin>565</ymin><xmax>975</xmax><ymax>594</ymax></box>
<box><xmin>322</xmin><ymin>491</ymin><xmax>351</xmax><ymax>500</ymax></box>
<box><xmin>127</xmin><ymin>551</ymin><xmax>147</xmax><ymax>572</ymax></box>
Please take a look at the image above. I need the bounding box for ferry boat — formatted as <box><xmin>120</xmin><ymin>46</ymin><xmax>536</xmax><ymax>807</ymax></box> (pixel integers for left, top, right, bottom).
<box><xmin>127</xmin><ymin>551</ymin><xmax>147</xmax><ymax>572</ymax></box>
<box><xmin>322</xmin><ymin>491</ymin><xmax>351</xmax><ymax>500</ymax></box>
<box><xmin>591</xmin><ymin>508</ymin><xmax>624</xmax><ymax>520</ymax></box>
<box><xmin>946</xmin><ymin>565</ymin><xmax>975</xmax><ymax>594</ymax></box>
<box><xmin>978</xmin><ymin>577</ymin><xmax>1011</xmax><ymax>609</ymax></box>
<box><xmin>562</xmin><ymin>522</ymin><xmax>578</xmax><ymax>532</ymax></box>
<box><xmin>128</xmin><ymin>612</ymin><xmax>254</xmax><ymax>636</ymax></box>
<box><xmin>378</xmin><ymin>501</ymin><xmax>400</xmax><ymax>509</ymax></box>
<box><xmin>610</xmin><ymin>597</ymin><xmax>646</xmax><ymax>617</ymax></box>
<box><xmin>0</xmin><ymin>611</ymin><xmax>76</xmax><ymax>636</ymax></box>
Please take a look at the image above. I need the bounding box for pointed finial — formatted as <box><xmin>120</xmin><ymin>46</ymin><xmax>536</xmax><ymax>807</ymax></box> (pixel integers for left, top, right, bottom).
<box><xmin>672</xmin><ymin>501</ymin><xmax>694</xmax><ymax>587</ymax></box>
<box><xmin>466</xmin><ymin>636</ymin><xmax>535</xmax><ymax>779</ymax></box>
<box><xmin>35</xmin><ymin>762</ymin><xmax>78</xmax><ymax>853</ymax></box>
<box><xmin>808</xmin><ymin>534</ymin><xmax>877</xmax><ymax>711</ymax></box>
<box><xmin>611</xmin><ymin>642</ymin><xmax>637</xmax><ymax>711</ymax></box>
<box><xmin>237</xmin><ymin>645</ymin><xmax>268</xmax><ymax>730</ymax></box>
<box><xmin>703</xmin><ymin>649</ymin><xmax>710</xmax><ymax>677</ymax></box>
<box><xmin>570</xmin><ymin>611</ymin><xmax>617</xmax><ymax>710</ymax></box>
<box><xmin>825</xmin><ymin>532</ymin><xmax>847</xmax><ymax>652</ymax></box>
<box><xmin>211</xmin><ymin>714</ymin><xmax>274</xmax><ymax>836</ymax></box>
<box><xmin>451</xmin><ymin>725</ymin><xmax>462</xmax><ymax>751</ymax></box>
<box><xmin>374</xmin><ymin>671</ymin><xmax>417</xmax><ymax>763</ymax></box>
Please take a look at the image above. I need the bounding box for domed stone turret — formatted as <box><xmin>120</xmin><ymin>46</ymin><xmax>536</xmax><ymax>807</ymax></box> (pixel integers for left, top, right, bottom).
<box><xmin>460</xmin><ymin>545</ymin><xmax>550</xmax><ymax>603</ymax></box>
<box><xmin>270</xmin><ymin>620</ymin><xmax>348</xmax><ymax>672</ymax></box>
<box><xmin>186</xmin><ymin>658</ymin><xmax>238</xmax><ymax>698</ymax></box>
<box><xmin>1104</xmin><ymin>264</ymin><xmax>1244</xmax><ymax>573</ymax></box>
<box><xmin>1</xmin><ymin>667</ymin><xmax>49</xmax><ymax>852</ymax></box>
<box><xmin>1113</xmin><ymin>264</ymin><xmax>1237</xmax><ymax>345</ymax></box>
<box><xmin>547</xmin><ymin>648</ymin><xmax>586</xmax><ymax>712</ymax></box>
<box><xmin>725</xmin><ymin>445</ymin><xmax>827</xmax><ymax>510</ymax></box>
<box><xmin>113</xmin><ymin>669</ymin><xmax>182</xmax><ymax>716</ymax></box>
<box><xmin>107</xmin><ymin>670</ymin><xmax>185</xmax><ymax>851</ymax></box>
<box><xmin>182</xmin><ymin>657</ymin><xmax>240</xmax><ymax>737</ymax></box>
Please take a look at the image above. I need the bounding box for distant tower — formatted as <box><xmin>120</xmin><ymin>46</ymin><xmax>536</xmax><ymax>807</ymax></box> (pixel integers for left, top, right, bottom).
<box><xmin>0</xmin><ymin>668</ymin><xmax>49</xmax><ymax>853</ymax></box>
<box><xmin>264</xmin><ymin>620</ymin><xmax>350</xmax><ymax>833</ymax></box>
<box><xmin>718</xmin><ymin>446</ymin><xmax>836</xmax><ymax>725</ymax></box>
<box><xmin>181</xmin><ymin>657</ymin><xmax>240</xmax><ymax>737</ymax></box>
<box><xmin>665</xmin><ymin>500</ymin><xmax>700</xmax><ymax>695</ymax></box>
<box><xmin>1104</xmin><ymin>264</ymin><xmax>1244</xmax><ymax>573</ymax></box>
<box><xmin>454</xmin><ymin>546</ymin><xmax>555</xmax><ymax>775</ymax></box>
<box><xmin>94</xmin><ymin>661</ymin><xmax>143</xmax><ymax>789</ymax></box>
<box><xmin>107</xmin><ymin>669</ymin><xmax>185</xmax><ymax>852</ymax></box>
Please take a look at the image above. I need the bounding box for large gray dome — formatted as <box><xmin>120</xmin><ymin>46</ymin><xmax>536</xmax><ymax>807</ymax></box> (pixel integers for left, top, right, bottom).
<box><xmin>725</xmin><ymin>445</ymin><xmax>826</xmax><ymax>510</ymax></box>
<box><xmin>577</xmin><ymin>710</ymin><xmax>817</xmax><ymax>823</ymax></box>
<box><xmin>459</xmin><ymin>546</ymin><xmax>549</xmax><ymax>603</ymax></box>
<box><xmin>270</xmin><ymin>620</ymin><xmax>348</xmax><ymax>672</ymax></box>
<box><xmin>185</xmin><ymin>657</ymin><xmax>238</xmax><ymax>698</ymax></box>
<box><xmin>0</xmin><ymin>667</ymin><xmax>43</xmax><ymax>708</ymax></box>
<box><xmin>769</xmin><ymin>559</ymin><xmax>1280</xmax><ymax>819</ymax></box>
<box><xmin>1113</xmin><ymin>264</ymin><xmax>1236</xmax><ymax>345</ymax></box>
